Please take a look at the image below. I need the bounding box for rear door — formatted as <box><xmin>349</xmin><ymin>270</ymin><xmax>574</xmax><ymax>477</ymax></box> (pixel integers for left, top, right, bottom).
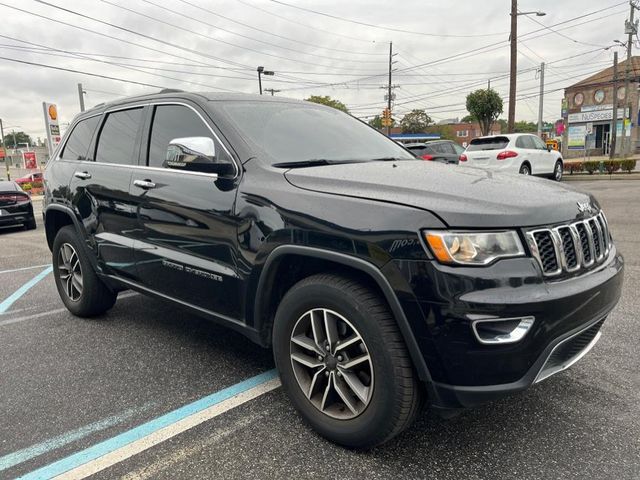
<box><xmin>131</xmin><ymin>102</ymin><xmax>242</xmax><ymax>319</ymax></box>
<box><xmin>67</xmin><ymin>107</ymin><xmax>145</xmax><ymax>280</ymax></box>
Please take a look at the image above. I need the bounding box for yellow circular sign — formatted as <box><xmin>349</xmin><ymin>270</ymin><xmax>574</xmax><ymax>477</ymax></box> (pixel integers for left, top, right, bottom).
<box><xmin>48</xmin><ymin>104</ymin><xmax>58</xmax><ymax>121</ymax></box>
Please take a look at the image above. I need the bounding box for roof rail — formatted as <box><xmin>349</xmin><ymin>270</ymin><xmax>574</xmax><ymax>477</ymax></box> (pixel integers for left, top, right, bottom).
<box><xmin>159</xmin><ymin>88</ymin><xmax>184</xmax><ymax>94</ymax></box>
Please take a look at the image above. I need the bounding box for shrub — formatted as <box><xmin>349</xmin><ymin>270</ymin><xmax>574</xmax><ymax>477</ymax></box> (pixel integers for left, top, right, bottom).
<box><xmin>20</xmin><ymin>182</ymin><xmax>32</xmax><ymax>191</ymax></box>
<box><xmin>620</xmin><ymin>159</ymin><xmax>637</xmax><ymax>173</ymax></box>
<box><xmin>583</xmin><ymin>161</ymin><xmax>599</xmax><ymax>174</ymax></box>
<box><xmin>31</xmin><ymin>181</ymin><xmax>43</xmax><ymax>189</ymax></box>
<box><xmin>604</xmin><ymin>160</ymin><xmax>621</xmax><ymax>175</ymax></box>
<box><xmin>563</xmin><ymin>161</ymin><xmax>583</xmax><ymax>174</ymax></box>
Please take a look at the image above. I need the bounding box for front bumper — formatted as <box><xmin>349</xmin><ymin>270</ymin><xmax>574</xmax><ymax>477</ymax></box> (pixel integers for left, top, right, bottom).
<box><xmin>387</xmin><ymin>246</ymin><xmax>624</xmax><ymax>410</ymax></box>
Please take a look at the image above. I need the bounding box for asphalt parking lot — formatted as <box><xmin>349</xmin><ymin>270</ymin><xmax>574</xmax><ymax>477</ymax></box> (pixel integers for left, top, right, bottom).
<box><xmin>1</xmin><ymin>181</ymin><xmax>639</xmax><ymax>480</ymax></box>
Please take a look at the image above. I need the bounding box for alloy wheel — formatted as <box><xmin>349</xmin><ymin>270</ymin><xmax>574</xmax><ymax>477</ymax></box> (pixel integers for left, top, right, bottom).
<box><xmin>289</xmin><ymin>308</ymin><xmax>374</xmax><ymax>420</ymax></box>
<box><xmin>555</xmin><ymin>163</ymin><xmax>563</xmax><ymax>181</ymax></box>
<box><xmin>58</xmin><ymin>243</ymin><xmax>83</xmax><ymax>301</ymax></box>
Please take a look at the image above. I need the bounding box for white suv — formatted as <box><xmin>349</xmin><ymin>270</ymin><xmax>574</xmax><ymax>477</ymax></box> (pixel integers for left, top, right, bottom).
<box><xmin>460</xmin><ymin>133</ymin><xmax>563</xmax><ymax>181</ymax></box>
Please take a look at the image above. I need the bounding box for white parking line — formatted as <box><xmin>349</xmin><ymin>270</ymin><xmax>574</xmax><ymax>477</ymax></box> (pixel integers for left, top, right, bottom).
<box><xmin>0</xmin><ymin>264</ymin><xmax>52</xmax><ymax>275</ymax></box>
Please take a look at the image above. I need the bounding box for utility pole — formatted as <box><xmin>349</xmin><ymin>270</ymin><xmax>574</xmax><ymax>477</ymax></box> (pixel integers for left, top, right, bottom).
<box><xmin>488</xmin><ymin>78</ymin><xmax>491</xmax><ymax>89</ymax></box>
<box><xmin>0</xmin><ymin>118</ymin><xmax>8</xmax><ymax>181</ymax></box>
<box><xmin>264</xmin><ymin>88</ymin><xmax>281</xmax><ymax>96</ymax></box>
<box><xmin>621</xmin><ymin>1</ymin><xmax>638</xmax><ymax>156</ymax></box>
<box><xmin>256</xmin><ymin>66</ymin><xmax>274</xmax><ymax>95</ymax></box>
<box><xmin>537</xmin><ymin>62</ymin><xmax>545</xmax><ymax>137</ymax></box>
<box><xmin>387</xmin><ymin>41</ymin><xmax>393</xmax><ymax>136</ymax></box>
<box><xmin>508</xmin><ymin>0</ymin><xmax>518</xmax><ymax>133</ymax></box>
<box><xmin>77</xmin><ymin>83</ymin><xmax>85</xmax><ymax>112</ymax></box>
<box><xmin>611</xmin><ymin>51</ymin><xmax>619</xmax><ymax>159</ymax></box>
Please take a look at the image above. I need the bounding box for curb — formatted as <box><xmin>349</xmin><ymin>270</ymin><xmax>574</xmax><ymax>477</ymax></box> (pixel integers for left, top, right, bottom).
<box><xmin>563</xmin><ymin>173</ymin><xmax>640</xmax><ymax>181</ymax></box>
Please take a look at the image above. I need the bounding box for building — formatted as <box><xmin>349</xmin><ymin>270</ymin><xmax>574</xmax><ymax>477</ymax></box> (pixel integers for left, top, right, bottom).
<box><xmin>562</xmin><ymin>56</ymin><xmax>640</xmax><ymax>158</ymax></box>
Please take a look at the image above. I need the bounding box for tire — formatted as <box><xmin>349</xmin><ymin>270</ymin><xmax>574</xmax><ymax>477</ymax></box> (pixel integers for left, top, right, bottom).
<box><xmin>272</xmin><ymin>273</ymin><xmax>422</xmax><ymax>448</ymax></box>
<box><xmin>52</xmin><ymin>225</ymin><xmax>117</xmax><ymax>317</ymax></box>
<box><xmin>553</xmin><ymin>160</ymin><xmax>563</xmax><ymax>181</ymax></box>
<box><xmin>519</xmin><ymin>163</ymin><xmax>531</xmax><ymax>175</ymax></box>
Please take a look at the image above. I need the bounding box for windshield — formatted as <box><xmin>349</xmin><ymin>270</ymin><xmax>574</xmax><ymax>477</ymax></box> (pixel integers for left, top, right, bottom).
<box><xmin>467</xmin><ymin>136</ymin><xmax>510</xmax><ymax>151</ymax></box>
<box><xmin>218</xmin><ymin>101</ymin><xmax>415</xmax><ymax>165</ymax></box>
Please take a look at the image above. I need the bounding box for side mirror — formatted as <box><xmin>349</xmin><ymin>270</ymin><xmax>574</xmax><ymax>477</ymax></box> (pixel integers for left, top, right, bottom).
<box><xmin>165</xmin><ymin>137</ymin><xmax>233</xmax><ymax>175</ymax></box>
<box><xmin>547</xmin><ymin>145</ymin><xmax>552</xmax><ymax>152</ymax></box>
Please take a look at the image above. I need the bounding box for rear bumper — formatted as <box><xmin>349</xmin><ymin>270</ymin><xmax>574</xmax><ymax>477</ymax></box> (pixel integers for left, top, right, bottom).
<box><xmin>0</xmin><ymin>206</ymin><xmax>34</xmax><ymax>226</ymax></box>
<box><xmin>387</xmin><ymin>246</ymin><xmax>624</xmax><ymax>410</ymax></box>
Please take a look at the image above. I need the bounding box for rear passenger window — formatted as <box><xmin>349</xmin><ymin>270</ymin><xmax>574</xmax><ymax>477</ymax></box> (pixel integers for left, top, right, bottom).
<box><xmin>95</xmin><ymin>108</ymin><xmax>143</xmax><ymax>165</ymax></box>
<box><xmin>60</xmin><ymin>116</ymin><xmax>100</xmax><ymax>161</ymax></box>
<box><xmin>148</xmin><ymin>105</ymin><xmax>228</xmax><ymax>168</ymax></box>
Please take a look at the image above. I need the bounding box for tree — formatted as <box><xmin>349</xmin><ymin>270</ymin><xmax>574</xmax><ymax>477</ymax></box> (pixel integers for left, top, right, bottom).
<box><xmin>368</xmin><ymin>115</ymin><xmax>395</xmax><ymax>129</ymax></box>
<box><xmin>3</xmin><ymin>131</ymin><xmax>32</xmax><ymax>148</ymax></box>
<box><xmin>460</xmin><ymin>114</ymin><xmax>475</xmax><ymax>123</ymax></box>
<box><xmin>513</xmin><ymin>121</ymin><xmax>537</xmax><ymax>133</ymax></box>
<box><xmin>430</xmin><ymin>124</ymin><xmax>455</xmax><ymax>141</ymax></box>
<box><xmin>305</xmin><ymin>95</ymin><xmax>349</xmax><ymax>113</ymax></box>
<box><xmin>400</xmin><ymin>109</ymin><xmax>432</xmax><ymax>133</ymax></box>
<box><xmin>465</xmin><ymin>89</ymin><xmax>503</xmax><ymax>136</ymax></box>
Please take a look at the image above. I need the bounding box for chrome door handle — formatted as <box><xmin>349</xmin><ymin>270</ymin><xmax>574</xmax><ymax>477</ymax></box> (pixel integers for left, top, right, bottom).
<box><xmin>74</xmin><ymin>171</ymin><xmax>91</xmax><ymax>180</ymax></box>
<box><xmin>133</xmin><ymin>179</ymin><xmax>156</xmax><ymax>189</ymax></box>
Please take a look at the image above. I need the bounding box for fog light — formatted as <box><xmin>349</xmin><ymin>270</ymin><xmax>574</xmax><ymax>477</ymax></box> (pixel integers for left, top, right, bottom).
<box><xmin>471</xmin><ymin>316</ymin><xmax>535</xmax><ymax>345</ymax></box>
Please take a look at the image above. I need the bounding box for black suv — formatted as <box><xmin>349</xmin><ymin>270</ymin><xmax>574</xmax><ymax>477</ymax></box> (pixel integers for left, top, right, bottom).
<box><xmin>43</xmin><ymin>92</ymin><xmax>623</xmax><ymax>448</ymax></box>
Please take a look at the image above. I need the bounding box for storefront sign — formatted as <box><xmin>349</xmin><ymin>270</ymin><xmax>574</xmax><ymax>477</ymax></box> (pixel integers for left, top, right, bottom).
<box><xmin>23</xmin><ymin>151</ymin><xmax>37</xmax><ymax>169</ymax></box>
<box><xmin>42</xmin><ymin>102</ymin><xmax>61</xmax><ymax>155</ymax></box>
<box><xmin>581</xmin><ymin>104</ymin><xmax>613</xmax><ymax>112</ymax></box>
<box><xmin>568</xmin><ymin>125</ymin><xmax>586</xmax><ymax>149</ymax></box>
<box><xmin>568</xmin><ymin>108</ymin><xmax>626</xmax><ymax>123</ymax></box>
<box><xmin>0</xmin><ymin>148</ymin><xmax>5</xmax><ymax>159</ymax></box>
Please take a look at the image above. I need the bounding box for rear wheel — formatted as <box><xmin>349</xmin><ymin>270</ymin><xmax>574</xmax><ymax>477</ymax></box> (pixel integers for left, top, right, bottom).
<box><xmin>52</xmin><ymin>225</ymin><xmax>117</xmax><ymax>317</ymax></box>
<box><xmin>553</xmin><ymin>160</ymin><xmax>563</xmax><ymax>181</ymax></box>
<box><xmin>273</xmin><ymin>273</ymin><xmax>422</xmax><ymax>448</ymax></box>
<box><xmin>519</xmin><ymin>163</ymin><xmax>531</xmax><ymax>175</ymax></box>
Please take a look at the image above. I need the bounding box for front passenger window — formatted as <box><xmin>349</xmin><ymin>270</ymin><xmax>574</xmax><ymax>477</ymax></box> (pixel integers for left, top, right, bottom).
<box><xmin>148</xmin><ymin>105</ymin><xmax>233</xmax><ymax>173</ymax></box>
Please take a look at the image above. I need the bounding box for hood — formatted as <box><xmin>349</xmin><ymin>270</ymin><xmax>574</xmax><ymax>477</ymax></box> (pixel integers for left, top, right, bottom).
<box><xmin>284</xmin><ymin>161</ymin><xmax>597</xmax><ymax>228</ymax></box>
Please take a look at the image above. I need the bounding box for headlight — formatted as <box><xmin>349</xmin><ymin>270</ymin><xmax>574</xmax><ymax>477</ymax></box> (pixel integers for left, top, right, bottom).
<box><xmin>423</xmin><ymin>230</ymin><xmax>525</xmax><ymax>265</ymax></box>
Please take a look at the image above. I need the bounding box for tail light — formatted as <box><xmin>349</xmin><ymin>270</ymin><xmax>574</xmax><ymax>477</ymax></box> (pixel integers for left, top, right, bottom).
<box><xmin>16</xmin><ymin>192</ymin><xmax>31</xmax><ymax>202</ymax></box>
<box><xmin>459</xmin><ymin>154</ymin><xmax>468</xmax><ymax>162</ymax></box>
<box><xmin>421</xmin><ymin>154</ymin><xmax>434</xmax><ymax>161</ymax></box>
<box><xmin>497</xmin><ymin>150</ymin><xmax>518</xmax><ymax>160</ymax></box>
<box><xmin>0</xmin><ymin>193</ymin><xmax>17</xmax><ymax>204</ymax></box>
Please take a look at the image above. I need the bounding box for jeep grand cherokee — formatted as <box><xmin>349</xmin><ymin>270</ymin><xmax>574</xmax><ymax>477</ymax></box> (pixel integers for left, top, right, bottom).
<box><xmin>43</xmin><ymin>92</ymin><xmax>623</xmax><ymax>448</ymax></box>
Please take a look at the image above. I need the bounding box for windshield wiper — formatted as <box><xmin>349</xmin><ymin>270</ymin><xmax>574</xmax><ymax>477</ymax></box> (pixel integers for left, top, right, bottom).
<box><xmin>273</xmin><ymin>159</ymin><xmax>367</xmax><ymax>168</ymax></box>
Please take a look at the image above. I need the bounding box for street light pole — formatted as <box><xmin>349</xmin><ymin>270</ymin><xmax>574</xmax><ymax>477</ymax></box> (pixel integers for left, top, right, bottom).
<box><xmin>537</xmin><ymin>62</ymin><xmax>545</xmax><ymax>137</ymax></box>
<box><xmin>621</xmin><ymin>2</ymin><xmax>638</xmax><ymax>156</ymax></box>
<box><xmin>257</xmin><ymin>66</ymin><xmax>263</xmax><ymax>95</ymax></box>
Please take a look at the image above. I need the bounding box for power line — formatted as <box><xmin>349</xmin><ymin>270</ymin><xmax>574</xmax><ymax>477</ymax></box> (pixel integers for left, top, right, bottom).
<box><xmin>171</xmin><ymin>0</ymin><xmax>386</xmax><ymax>56</ymax></box>
<box><xmin>234</xmin><ymin>0</ymin><xmax>378</xmax><ymax>43</ymax></box>
<box><xmin>99</xmin><ymin>0</ymin><xmax>385</xmax><ymax>66</ymax></box>
<box><xmin>269</xmin><ymin>0</ymin><xmax>509</xmax><ymax>38</ymax></box>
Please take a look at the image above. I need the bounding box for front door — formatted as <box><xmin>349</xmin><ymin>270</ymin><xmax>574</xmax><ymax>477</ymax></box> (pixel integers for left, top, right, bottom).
<box><xmin>131</xmin><ymin>103</ymin><xmax>242</xmax><ymax>320</ymax></box>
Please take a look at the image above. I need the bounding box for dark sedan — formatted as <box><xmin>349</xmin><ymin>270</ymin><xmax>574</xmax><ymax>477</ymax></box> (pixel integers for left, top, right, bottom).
<box><xmin>406</xmin><ymin>140</ymin><xmax>464</xmax><ymax>164</ymax></box>
<box><xmin>0</xmin><ymin>181</ymin><xmax>36</xmax><ymax>230</ymax></box>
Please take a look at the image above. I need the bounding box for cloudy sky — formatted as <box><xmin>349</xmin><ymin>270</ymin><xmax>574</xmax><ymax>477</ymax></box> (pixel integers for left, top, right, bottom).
<box><xmin>0</xmin><ymin>0</ymin><xmax>631</xmax><ymax>142</ymax></box>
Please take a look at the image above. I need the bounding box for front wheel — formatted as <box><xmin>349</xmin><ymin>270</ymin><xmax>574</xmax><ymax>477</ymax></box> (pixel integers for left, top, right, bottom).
<box><xmin>553</xmin><ymin>160</ymin><xmax>563</xmax><ymax>181</ymax></box>
<box><xmin>519</xmin><ymin>163</ymin><xmax>531</xmax><ymax>175</ymax></box>
<box><xmin>52</xmin><ymin>225</ymin><xmax>117</xmax><ymax>317</ymax></box>
<box><xmin>272</xmin><ymin>273</ymin><xmax>422</xmax><ymax>448</ymax></box>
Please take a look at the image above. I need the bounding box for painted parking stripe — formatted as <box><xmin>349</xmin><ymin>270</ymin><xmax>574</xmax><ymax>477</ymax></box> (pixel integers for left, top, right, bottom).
<box><xmin>0</xmin><ymin>266</ymin><xmax>53</xmax><ymax>314</ymax></box>
<box><xmin>0</xmin><ymin>264</ymin><xmax>52</xmax><ymax>275</ymax></box>
<box><xmin>0</xmin><ymin>402</ymin><xmax>156</xmax><ymax>473</ymax></box>
<box><xmin>18</xmin><ymin>370</ymin><xmax>281</xmax><ymax>480</ymax></box>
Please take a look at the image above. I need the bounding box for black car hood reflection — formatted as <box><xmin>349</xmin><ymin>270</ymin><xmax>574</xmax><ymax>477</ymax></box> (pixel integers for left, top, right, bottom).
<box><xmin>284</xmin><ymin>161</ymin><xmax>595</xmax><ymax>228</ymax></box>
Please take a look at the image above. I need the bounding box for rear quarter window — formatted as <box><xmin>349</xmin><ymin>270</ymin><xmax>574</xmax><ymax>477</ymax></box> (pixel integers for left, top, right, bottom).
<box><xmin>60</xmin><ymin>116</ymin><xmax>100</xmax><ymax>161</ymax></box>
<box><xmin>467</xmin><ymin>136</ymin><xmax>510</xmax><ymax>151</ymax></box>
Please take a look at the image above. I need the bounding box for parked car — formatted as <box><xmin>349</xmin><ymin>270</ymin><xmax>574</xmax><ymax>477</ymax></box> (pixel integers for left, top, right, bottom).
<box><xmin>43</xmin><ymin>92</ymin><xmax>623</xmax><ymax>448</ymax></box>
<box><xmin>14</xmin><ymin>171</ymin><xmax>43</xmax><ymax>186</ymax></box>
<box><xmin>460</xmin><ymin>133</ymin><xmax>564</xmax><ymax>180</ymax></box>
<box><xmin>0</xmin><ymin>180</ymin><xmax>36</xmax><ymax>229</ymax></box>
<box><xmin>405</xmin><ymin>140</ymin><xmax>464</xmax><ymax>164</ymax></box>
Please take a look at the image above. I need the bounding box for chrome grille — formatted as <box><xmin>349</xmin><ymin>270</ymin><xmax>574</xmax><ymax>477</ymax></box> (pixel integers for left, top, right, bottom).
<box><xmin>526</xmin><ymin>212</ymin><xmax>611</xmax><ymax>277</ymax></box>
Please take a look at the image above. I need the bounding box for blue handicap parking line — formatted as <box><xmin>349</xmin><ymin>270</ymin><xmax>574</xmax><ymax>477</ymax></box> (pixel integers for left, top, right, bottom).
<box><xmin>0</xmin><ymin>266</ymin><xmax>53</xmax><ymax>314</ymax></box>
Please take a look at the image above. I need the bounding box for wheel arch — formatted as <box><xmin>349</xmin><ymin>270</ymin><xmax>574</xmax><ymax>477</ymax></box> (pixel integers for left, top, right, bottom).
<box><xmin>44</xmin><ymin>204</ymin><xmax>79</xmax><ymax>251</ymax></box>
<box><xmin>253</xmin><ymin>245</ymin><xmax>433</xmax><ymax>384</ymax></box>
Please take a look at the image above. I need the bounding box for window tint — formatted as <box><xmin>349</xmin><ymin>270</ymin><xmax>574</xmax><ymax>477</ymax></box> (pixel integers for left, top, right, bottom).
<box><xmin>60</xmin><ymin>116</ymin><xmax>100</xmax><ymax>160</ymax></box>
<box><xmin>515</xmin><ymin>136</ymin><xmax>527</xmax><ymax>149</ymax></box>
<box><xmin>95</xmin><ymin>108</ymin><xmax>143</xmax><ymax>165</ymax></box>
<box><xmin>452</xmin><ymin>143</ymin><xmax>465</xmax><ymax>155</ymax></box>
<box><xmin>439</xmin><ymin>142</ymin><xmax>456</xmax><ymax>154</ymax></box>
<box><xmin>532</xmin><ymin>136</ymin><xmax>547</xmax><ymax>150</ymax></box>
<box><xmin>520</xmin><ymin>136</ymin><xmax>536</xmax><ymax>149</ymax></box>
<box><xmin>148</xmin><ymin>105</ymin><xmax>223</xmax><ymax>168</ymax></box>
<box><xmin>467</xmin><ymin>136</ymin><xmax>510</xmax><ymax>151</ymax></box>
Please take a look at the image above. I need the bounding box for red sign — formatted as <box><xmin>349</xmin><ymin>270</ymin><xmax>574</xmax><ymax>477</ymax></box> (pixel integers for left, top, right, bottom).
<box><xmin>0</xmin><ymin>148</ymin><xmax>5</xmax><ymax>159</ymax></box>
<box><xmin>23</xmin><ymin>151</ymin><xmax>37</xmax><ymax>169</ymax></box>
